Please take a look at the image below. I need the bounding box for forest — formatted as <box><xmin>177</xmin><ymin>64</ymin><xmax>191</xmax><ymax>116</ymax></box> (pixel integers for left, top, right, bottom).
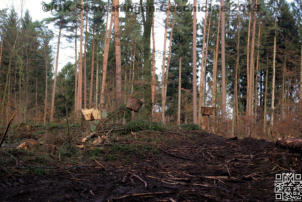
<box><xmin>0</xmin><ymin>0</ymin><xmax>302</xmax><ymax>201</ymax></box>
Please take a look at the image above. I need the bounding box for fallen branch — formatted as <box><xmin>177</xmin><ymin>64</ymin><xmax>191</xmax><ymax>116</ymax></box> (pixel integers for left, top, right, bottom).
<box><xmin>0</xmin><ymin>112</ymin><xmax>16</xmax><ymax>148</ymax></box>
<box><xmin>112</xmin><ymin>191</ymin><xmax>173</xmax><ymax>200</ymax></box>
<box><xmin>276</xmin><ymin>138</ymin><xmax>302</xmax><ymax>151</ymax></box>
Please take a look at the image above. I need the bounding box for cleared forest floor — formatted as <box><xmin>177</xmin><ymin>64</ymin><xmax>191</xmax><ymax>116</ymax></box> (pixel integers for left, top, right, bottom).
<box><xmin>0</xmin><ymin>127</ymin><xmax>301</xmax><ymax>201</ymax></box>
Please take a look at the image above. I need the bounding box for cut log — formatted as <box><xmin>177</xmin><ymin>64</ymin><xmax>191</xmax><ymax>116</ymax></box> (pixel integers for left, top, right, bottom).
<box><xmin>81</xmin><ymin>108</ymin><xmax>101</xmax><ymax>121</ymax></box>
<box><xmin>17</xmin><ymin>139</ymin><xmax>39</xmax><ymax>151</ymax></box>
<box><xmin>126</xmin><ymin>97</ymin><xmax>143</xmax><ymax>112</ymax></box>
<box><xmin>276</xmin><ymin>138</ymin><xmax>302</xmax><ymax>151</ymax></box>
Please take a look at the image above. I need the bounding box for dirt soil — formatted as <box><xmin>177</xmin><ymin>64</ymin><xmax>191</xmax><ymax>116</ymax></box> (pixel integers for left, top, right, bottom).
<box><xmin>0</xmin><ymin>130</ymin><xmax>301</xmax><ymax>201</ymax></box>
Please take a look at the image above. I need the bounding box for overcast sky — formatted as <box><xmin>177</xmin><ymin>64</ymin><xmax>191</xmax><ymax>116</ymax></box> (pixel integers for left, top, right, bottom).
<box><xmin>0</xmin><ymin>0</ymin><xmax>294</xmax><ymax>76</ymax></box>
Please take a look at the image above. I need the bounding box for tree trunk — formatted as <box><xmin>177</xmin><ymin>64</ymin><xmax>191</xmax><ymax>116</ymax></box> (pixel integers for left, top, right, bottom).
<box><xmin>95</xmin><ymin>46</ymin><xmax>99</xmax><ymax>108</ymax></box>
<box><xmin>35</xmin><ymin>78</ymin><xmax>38</xmax><ymax>123</ymax></box>
<box><xmin>263</xmin><ymin>65</ymin><xmax>268</xmax><ymax>134</ymax></box>
<box><xmin>151</xmin><ymin>17</ymin><xmax>156</xmax><ymax>115</ymax></box>
<box><xmin>89</xmin><ymin>30</ymin><xmax>95</xmax><ymax>108</ymax></box>
<box><xmin>163</xmin><ymin>20</ymin><xmax>175</xmax><ymax>118</ymax></box>
<box><xmin>212</xmin><ymin>8</ymin><xmax>221</xmax><ymax>112</ymax></box>
<box><xmin>74</xmin><ymin>24</ymin><xmax>78</xmax><ymax>114</ymax></box>
<box><xmin>281</xmin><ymin>55</ymin><xmax>287</xmax><ymax>120</ymax></box>
<box><xmin>255</xmin><ymin>22</ymin><xmax>261</xmax><ymax>117</ymax></box>
<box><xmin>100</xmin><ymin>13</ymin><xmax>114</xmax><ymax>108</ymax></box>
<box><xmin>161</xmin><ymin>1</ymin><xmax>170</xmax><ymax>124</ymax></box>
<box><xmin>50</xmin><ymin>19</ymin><xmax>62</xmax><ymax>122</ymax></box>
<box><xmin>77</xmin><ymin>0</ymin><xmax>84</xmax><ymax>115</ymax></box>
<box><xmin>83</xmin><ymin>13</ymin><xmax>88</xmax><ymax>109</ymax></box>
<box><xmin>270</xmin><ymin>20</ymin><xmax>277</xmax><ymax>128</ymax></box>
<box><xmin>221</xmin><ymin>0</ymin><xmax>226</xmax><ymax>119</ymax></box>
<box><xmin>248</xmin><ymin>0</ymin><xmax>258</xmax><ymax>118</ymax></box>
<box><xmin>192</xmin><ymin>0</ymin><xmax>198</xmax><ymax>124</ymax></box>
<box><xmin>233</xmin><ymin>6</ymin><xmax>241</xmax><ymax>137</ymax></box>
<box><xmin>300</xmin><ymin>45</ymin><xmax>302</xmax><ymax>104</ymax></box>
<box><xmin>246</xmin><ymin>0</ymin><xmax>252</xmax><ymax>116</ymax></box>
<box><xmin>178</xmin><ymin>57</ymin><xmax>182</xmax><ymax>125</ymax></box>
<box><xmin>0</xmin><ymin>38</ymin><xmax>3</xmax><ymax>68</ymax></box>
<box><xmin>114</xmin><ymin>0</ymin><xmax>122</xmax><ymax>107</ymax></box>
<box><xmin>199</xmin><ymin>0</ymin><xmax>208</xmax><ymax>124</ymax></box>
<box><xmin>43</xmin><ymin>42</ymin><xmax>48</xmax><ymax>125</ymax></box>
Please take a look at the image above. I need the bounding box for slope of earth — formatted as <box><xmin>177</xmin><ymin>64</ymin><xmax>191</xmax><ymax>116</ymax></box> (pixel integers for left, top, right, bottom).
<box><xmin>0</xmin><ymin>130</ymin><xmax>301</xmax><ymax>201</ymax></box>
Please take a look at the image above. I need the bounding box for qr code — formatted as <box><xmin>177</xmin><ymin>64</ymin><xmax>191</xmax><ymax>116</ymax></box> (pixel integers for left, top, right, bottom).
<box><xmin>275</xmin><ymin>173</ymin><xmax>302</xmax><ymax>201</ymax></box>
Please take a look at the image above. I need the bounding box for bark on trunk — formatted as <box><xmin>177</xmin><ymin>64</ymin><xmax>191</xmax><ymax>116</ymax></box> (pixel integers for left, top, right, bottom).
<box><xmin>221</xmin><ymin>0</ymin><xmax>226</xmax><ymax>119</ymax></box>
<box><xmin>177</xmin><ymin>58</ymin><xmax>182</xmax><ymax>125</ymax></box>
<box><xmin>255</xmin><ymin>22</ymin><xmax>261</xmax><ymax>117</ymax></box>
<box><xmin>95</xmin><ymin>46</ymin><xmax>99</xmax><ymax>108</ymax></box>
<box><xmin>84</xmin><ymin>13</ymin><xmax>88</xmax><ymax>109</ymax></box>
<box><xmin>151</xmin><ymin>17</ymin><xmax>156</xmax><ymax>115</ymax></box>
<box><xmin>114</xmin><ymin>0</ymin><xmax>122</xmax><ymax>106</ymax></box>
<box><xmin>89</xmin><ymin>30</ymin><xmax>95</xmax><ymax>108</ymax></box>
<box><xmin>100</xmin><ymin>13</ymin><xmax>114</xmax><ymax>108</ymax></box>
<box><xmin>233</xmin><ymin>7</ymin><xmax>241</xmax><ymax>137</ymax></box>
<box><xmin>199</xmin><ymin>0</ymin><xmax>208</xmax><ymax>124</ymax></box>
<box><xmin>163</xmin><ymin>20</ymin><xmax>175</xmax><ymax>120</ymax></box>
<box><xmin>212</xmin><ymin>8</ymin><xmax>221</xmax><ymax>112</ymax></box>
<box><xmin>74</xmin><ymin>25</ymin><xmax>78</xmax><ymax>114</ymax></box>
<box><xmin>246</xmin><ymin>0</ymin><xmax>252</xmax><ymax>116</ymax></box>
<box><xmin>270</xmin><ymin>20</ymin><xmax>277</xmax><ymax>128</ymax></box>
<box><xmin>43</xmin><ymin>42</ymin><xmax>48</xmax><ymax>125</ymax></box>
<box><xmin>263</xmin><ymin>66</ymin><xmax>268</xmax><ymax>134</ymax></box>
<box><xmin>161</xmin><ymin>1</ymin><xmax>170</xmax><ymax>124</ymax></box>
<box><xmin>50</xmin><ymin>19</ymin><xmax>62</xmax><ymax>122</ymax></box>
<box><xmin>192</xmin><ymin>0</ymin><xmax>198</xmax><ymax>124</ymax></box>
<box><xmin>77</xmin><ymin>0</ymin><xmax>84</xmax><ymax>115</ymax></box>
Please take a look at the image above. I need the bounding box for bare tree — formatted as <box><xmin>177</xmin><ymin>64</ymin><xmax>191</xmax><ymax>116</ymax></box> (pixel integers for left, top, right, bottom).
<box><xmin>212</xmin><ymin>8</ymin><xmax>221</xmax><ymax>112</ymax></box>
<box><xmin>199</xmin><ymin>0</ymin><xmax>208</xmax><ymax>124</ymax></box>
<box><xmin>50</xmin><ymin>18</ymin><xmax>62</xmax><ymax>122</ymax></box>
<box><xmin>83</xmin><ymin>13</ymin><xmax>88</xmax><ymax>109</ymax></box>
<box><xmin>270</xmin><ymin>19</ymin><xmax>277</xmax><ymax>128</ymax></box>
<box><xmin>221</xmin><ymin>0</ymin><xmax>226</xmax><ymax>118</ymax></box>
<box><xmin>76</xmin><ymin>0</ymin><xmax>84</xmax><ymax>116</ymax></box>
<box><xmin>151</xmin><ymin>17</ymin><xmax>156</xmax><ymax>115</ymax></box>
<box><xmin>100</xmin><ymin>13</ymin><xmax>114</xmax><ymax>108</ymax></box>
<box><xmin>178</xmin><ymin>57</ymin><xmax>182</xmax><ymax>125</ymax></box>
<box><xmin>192</xmin><ymin>0</ymin><xmax>198</xmax><ymax>124</ymax></box>
<box><xmin>161</xmin><ymin>1</ymin><xmax>170</xmax><ymax>124</ymax></box>
<box><xmin>114</xmin><ymin>0</ymin><xmax>122</xmax><ymax>106</ymax></box>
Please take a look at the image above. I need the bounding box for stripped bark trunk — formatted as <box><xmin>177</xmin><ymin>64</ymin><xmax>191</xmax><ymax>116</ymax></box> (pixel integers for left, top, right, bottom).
<box><xmin>199</xmin><ymin>0</ymin><xmax>208</xmax><ymax>124</ymax></box>
<box><xmin>83</xmin><ymin>13</ymin><xmax>88</xmax><ymax>109</ymax></box>
<box><xmin>177</xmin><ymin>57</ymin><xmax>182</xmax><ymax>125</ymax></box>
<box><xmin>192</xmin><ymin>0</ymin><xmax>198</xmax><ymax>124</ymax></box>
<box><xmin>161</xmin><ymin>1</ymin><xmax>170</xmax><ymax>124</ymax></box>
<box><xmin>221</xmin><ymin>0</ymin><xmax>226</xmax><ymax>119</ymax></box>
<box><xmin>50</xmin><ymin>19</ymin><xmax>62</xmax><ymax>122</ymax></box>
<box><xmin>100</xmin><ymin>13</ymin><xmax>114</xmax><ymax>108</ymax></box>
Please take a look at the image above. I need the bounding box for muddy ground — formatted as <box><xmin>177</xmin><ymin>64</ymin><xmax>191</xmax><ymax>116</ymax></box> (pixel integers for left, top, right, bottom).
<box><xmin>0</xmin><ymin>129</ymin><xmax>301</xmax><ymax>201</ymax></box>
